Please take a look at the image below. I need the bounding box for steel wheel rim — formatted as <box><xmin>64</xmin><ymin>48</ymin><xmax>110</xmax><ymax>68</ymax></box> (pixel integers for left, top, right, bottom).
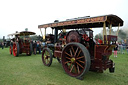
<box><xmin>62</xmin><ymin>44</ymin><xmax>86</xmax><ymax>77</ymax></box>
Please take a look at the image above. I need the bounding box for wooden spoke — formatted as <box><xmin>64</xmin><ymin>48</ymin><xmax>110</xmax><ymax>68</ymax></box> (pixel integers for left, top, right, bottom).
<box><xmin>76</xmin><ymin>56</ymin><xmax>84</xmax><ymax>60</ymax></box>
<box><xmin>71</xmin><ymin>46</ymin><xmax>75</xmax><ymax>54</ymax></box>
<box><xmin>74</xmin><ymin>48</ymin><xmax>78</xmax><ymax>57</ymax></box>
<box><xmin>44</xmin><ymin>52</ymin><xmax>47</xmax><ymax>56</ymax></box>
<box><xmin>65</xmin><ymin>52</ymin><xmax>72</xmax><ymax>57</ymax></box>
<box><xmin>70</xmin><ymin>65</ymin><xmax>74</xmax><ymax>72</ymax></box>
<box><xmin>64</xmin><ymin>61</ymin><xmax>71</xmax><ymax>64</ymax></box>
<box><xmin>45</xmin><ymin>51</ymin><xmax>48</xmax><ymax>55</ymax></box>
<box><xmin>76</xmin><ymin>50</ymin><xmax>81</xmax><ymax>58</ymax></box>
<box><xmin>68</xmin><ymin>62</ymin><xmax>72</xmax><ymax>69</ymax></box>
<box><xmin>66</xmin><ymin>57</ymin><xmax>71</xmax><ymax>60</ymax></box>
<box><xmin>70</xmin><ymin>49</ymin><xmax>73</xmax><ymax>57</ymax></box>
<box><xmin>44</xmin><ymin>57</ymin><xmax>46</xmax><ymax>60</ymax></box>
<box><xmin>78</xmin><ymin>60</ymin><xmax>85</xmax><ymax>64</ymax></box>
<box><xmin>47</xmin><ymin>56</ymin><xmax>50</xmax><ymax>58</ymax></box>
<box><xmin>76</xmin><ymin>61</ymin><xmax>84</xmax><ymax>69</ymax></box>
<box><xmin>77</xmin><ymin>65</ymin><xmax>80</xmax><ymax>74</ymax></box>
<box><xmin>47</xmin><ymin>59</ymin><xmax>50</xmax><ymax>64</ymax></box>
<box><xmin>74</xmin><ymin>65</ymin><xmax>77</xmax><ymax>73</ymax></box>
<box><xmin>15</xmin><ymin>48</ymin><xmax>17</xmax><ymax>51</ymax></box>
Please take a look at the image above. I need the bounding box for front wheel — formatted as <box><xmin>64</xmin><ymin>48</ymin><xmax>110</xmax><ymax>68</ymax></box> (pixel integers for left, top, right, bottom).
<box><xmin>13</xmin><ymin>42</ymin><xmax>19</xmax><ymax>57</ymax></box>
<box><xmin>42</xmin><ymin>47</ymin><xmax>53</xmax><ymax>66</ymax></box>
<box><xmin>61</xmin><ymin>42</ymin><xmax>91</xmax><ymax>79</ymax></box>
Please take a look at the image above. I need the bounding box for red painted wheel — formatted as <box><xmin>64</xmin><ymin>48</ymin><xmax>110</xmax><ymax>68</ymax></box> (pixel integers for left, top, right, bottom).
<box><xmin>9</xmin><ymin>45</ymin><xmax>13</xmax><ymax>55</ymax></box>
<box><xmin>13</xmin><ymin>42</ymin><xmax>19</xmax><ymax>57</ymax></box>
<box><xmin>61</xmin><ymin>42</ymin><xmax>91</xmax><ymax>78</ymax></box>
<box><xmin>42</xmin><ymin>48</ymin><xmax>53</xmax><ymax>66</ymax></box>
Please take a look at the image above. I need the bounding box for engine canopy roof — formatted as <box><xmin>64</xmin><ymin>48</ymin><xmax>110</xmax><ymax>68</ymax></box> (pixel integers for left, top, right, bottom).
<box><xmin>38</xmin><ymin>14</ymin><xmax>123</xmax><ymax>29</ymax></box>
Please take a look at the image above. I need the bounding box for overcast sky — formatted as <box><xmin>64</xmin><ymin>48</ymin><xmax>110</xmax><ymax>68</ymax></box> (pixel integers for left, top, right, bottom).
<box><xmin>0</xmin><ymin>0</ymin><xmax>128</xmax><ymax>39</ymax></box>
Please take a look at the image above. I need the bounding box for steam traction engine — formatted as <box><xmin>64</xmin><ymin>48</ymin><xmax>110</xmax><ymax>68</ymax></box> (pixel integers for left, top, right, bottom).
<box><xmin>8</xmin><ymin>31</ymin><xmax>35</xmax><ymax>57</ymax></box>
<box><xmin>38</xmin><ymin>15</ymin><xmax>123</xmax><ymax>79</ymax></box>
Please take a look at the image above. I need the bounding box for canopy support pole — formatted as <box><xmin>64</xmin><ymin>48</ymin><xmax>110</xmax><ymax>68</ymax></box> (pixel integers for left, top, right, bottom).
<box><xmin>116</xmin><ymin>23</ymin><xmax>120</xmax><ymax>36</ymax></box>
<box><xmin>44</xmin><ymin>28</ymin><xmax>46</xmax><ymax>40</ymax></box>
<box><xmin>103</xmin><ymin>22</ymin><xmax>107</xmax><ymax>44</ymax></box>
<box><xmin>39</xmin><ymin>28</ymin><xmax>43</xmax><ymax>40</ymax></box>
<box><xmin>109</xmin><ymin>24</ymin><xmax>112</xmax><ymax>35</ymax></box>
<box><xmin>52</xmin><ymin>29</ymin><xmax>53</xmax><ymax>34</ymax></box>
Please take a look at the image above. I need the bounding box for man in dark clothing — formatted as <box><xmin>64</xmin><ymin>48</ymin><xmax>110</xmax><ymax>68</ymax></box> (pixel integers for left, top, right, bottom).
<box><xmin>38</xmin><ymin>42</ymin><xmax>41</xmax><ymax>54</ymax></box>
<box><xmin>1</xmin><ymin>42</ymin><xmax>4</xmax><ymax>49</ymax></box>
<box><xmin>33</xmin><ymin>41</ymin><xmax>37</xmax><ymax>55</ymax></box>
<box><xmin>127</xmin><ymin>46</ymin><xmax>128</xmax><ymax>54</ymax></box>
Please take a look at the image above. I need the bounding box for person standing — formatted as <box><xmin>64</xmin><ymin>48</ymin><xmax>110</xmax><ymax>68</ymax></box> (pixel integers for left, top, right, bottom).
<box><xmin>121</xmin><ymin>44</ymin><xmax>124</xmax><ymax>54</ymax></box>
<box><xmin>114</xmin><ymin>44</ymin><xmax>118</xmax><ymax>57</ymax></box>
<box><xmin>127</xmin><ymin>46</ymin><xmax>128</xmax><ymax>54</ymax></box>
<box><xmin>33</xmin><ymin>41</ymin><xmax>37</xmax><ymax>55</ymax></box>
<box><xmin>36</xmin><ymin>42</ymin><xmax>39</xmax><ymax>53</ymax></box>
<box><xmin>38</xmin><ymin>42</ymin><xmax>41</xmax><ymax>54</ymax></box>
<box><xmin>1</xmin><ymin>42</ymin><xmax>4</xmax><ymax>49</ymax></box>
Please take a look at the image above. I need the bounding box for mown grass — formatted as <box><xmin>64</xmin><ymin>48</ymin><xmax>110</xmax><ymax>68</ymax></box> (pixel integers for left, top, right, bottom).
<box><xmin>0</xmin><ymin>48</ymin><xmax>128</xmax><ymax>85</ymax></box>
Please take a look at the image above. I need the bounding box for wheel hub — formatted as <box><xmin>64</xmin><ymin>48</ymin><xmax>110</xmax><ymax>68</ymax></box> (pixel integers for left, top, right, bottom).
<box><xmin>71</xmin><ymin>58</ymin><xmax>75</xmax><ymax>63</ymax></box>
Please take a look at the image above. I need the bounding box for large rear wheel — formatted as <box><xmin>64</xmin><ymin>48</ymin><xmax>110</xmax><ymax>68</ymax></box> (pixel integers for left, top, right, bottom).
<box><xmin>61</xmin><ymin>42</ymin><xmax>91</xmax><ymax>79</ymax></box>
<box><xmin>42</xmin><ymin>48</ymin><xmax>53</xmax><ymax>66</ymax></box>
<box><xmin>13</xmin><ymin>42</ymin><xmax>19</xmax><ymax>57</ymax></box>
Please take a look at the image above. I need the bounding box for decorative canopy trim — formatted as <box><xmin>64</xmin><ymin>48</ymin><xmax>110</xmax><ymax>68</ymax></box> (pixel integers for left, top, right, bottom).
<box><xmin>38</xmin><ymin>14</ymin><xmax>123</xmax><ymax>29</ymax></box>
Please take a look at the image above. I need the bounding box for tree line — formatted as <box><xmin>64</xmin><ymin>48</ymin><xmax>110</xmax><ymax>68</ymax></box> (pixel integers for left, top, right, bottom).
<box><xmin>95</xmin><ymin>28</ymin><xmax>128</xmax><ymax>43</ymax></box>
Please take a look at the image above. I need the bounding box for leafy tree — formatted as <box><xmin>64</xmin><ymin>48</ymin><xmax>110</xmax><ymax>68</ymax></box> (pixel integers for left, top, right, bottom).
<box><xmin>94</xmin><ymin>28</ymin><xmax>128</xmax><ymax>43</ymax></box>
<box><xmin>94</xmin><ymin>33</ymin><xmax>103</xmax><ymax>40</ymax></box>
<box><xmin>30</xmin><ymin>35</ymin><xmax>43</xmax><ymax>41</ymax></box>
<box><xmin>118</xmin><ymin>30</ymin><xmax>127</xmax><ymax>39</ymax></box>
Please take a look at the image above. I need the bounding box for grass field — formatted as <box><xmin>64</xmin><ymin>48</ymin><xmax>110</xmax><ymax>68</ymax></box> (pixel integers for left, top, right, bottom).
<box><xmin>0</xmin><ymin>48</ymin><xmax>128</xmax><ymax>85</ymax></box>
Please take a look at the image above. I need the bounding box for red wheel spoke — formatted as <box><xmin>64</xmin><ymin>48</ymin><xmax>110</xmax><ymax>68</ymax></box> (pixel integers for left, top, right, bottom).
<box><xmin>66</xmin><ymin>57</ymin><xmax>71</xmax><ymax>60</ymax></box>
<box><xmin>76</xmin><ymin>50</ymin><xmax>81</xmax><ymax>58</ymax></box>
<box><xmin>45</xmin><ymin>51</ymin><xmax>48</xmax><ymax>55</ymax></box>
<box><xmin>74</xmin><ymin>48</ymin><xmax>78</xmax><ymax>57</ymax></box>
<box><xmin>78</xmin><ymin>60</ymin><xmax>85</xmax><ymax>64</ymax></box>
<box><xmin>14</xmin><ymin>48</ymin><xmax>17</xmax><ymax>51</ymax></box>
<box><xmin>76</xmin><ymin>61</ymin><xmax>84</xmax><ymax>69</ymax></box>
<box><xmin>70</xmin><ymin>49</ymin><xmax>73</xmax><ymax>57</ymax></box>
<box><xmin>71</xmin><ymin>46</ymin><xmax>75</xmax><ymax>54</ymax></box>
<box><xmin>47</xmin><ymin>59</ymin><xmax>50</xmax><ymax>64</ymax></box>
<box><xmin>76</xmin><ymin>56</ymin><xmax>84</xmax><ymax>60</ymax></box>
<box><xmin>65</xmin><ymin>52</ymin><xmax>72</xmax><ymax>57</ymax></box>
<box><xmin>44</xmin><ymin>57</ymin><xmax>46</xmax><ymax>61</ymax></box>
<box><xmin>64</xmin><ymin>61</ymin><xmax>71</xmax><ymax>64</ymax></box>
<box><xmin>70</xmin><ymin>65</ymin><xmax>74</xmax><ymax>72</ymax></box>
<box><xmin>74</xmin><ymin>65</ymin><xmax>77</xmax><ymax>73</ymax></box>
<box><xmin>68</xmin><ymin>62</ymin><xmax>72</xmax><ymax>69</ymax></box>
<box><xmin>77</xmin><ymin>65</ymin><xmax>80</xmax><ymax>74</ymax></box>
